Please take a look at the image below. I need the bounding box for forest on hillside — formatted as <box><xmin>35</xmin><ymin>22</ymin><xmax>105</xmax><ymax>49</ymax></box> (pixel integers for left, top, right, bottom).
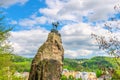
<box><xmin>9</xmin><ymin>55</ymin><xmax>120</xmax><ymax>78</ymax></box>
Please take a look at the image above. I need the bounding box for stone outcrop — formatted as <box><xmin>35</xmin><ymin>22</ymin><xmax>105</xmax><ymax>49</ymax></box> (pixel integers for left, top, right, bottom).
<box><xmin>28</xmin><ymin>31</ymin><xmax>64</xmax><ymax>80</ymax></box>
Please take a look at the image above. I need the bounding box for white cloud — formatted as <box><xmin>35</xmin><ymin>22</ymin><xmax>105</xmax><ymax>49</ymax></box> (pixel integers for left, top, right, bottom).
<box><xmin>19</xmin><ymin>18</ymin><xmax>37</xmax><ymax>27</ymax></box>
<box><xmin>38</xmin><ymin>0</ymin><xmax>119</xmax><ymax>22</ymax></box>
<box><xmin>105</xmin><ymin>20</ymin><xmax>120</xmax><ymax>31</ymax></box>
<box><xmin>10</xmin><ymin>28</ymin><xmax>49</xmax><ymax>57</ymax></box>
<box><xmin>65</xmin><ymin>49</ymin><xmax>93</xmax><ymax>58</ymax></box>
<box><xmin>0</xmin><ymin>0</ymin><xmax>28</xmax><ymax>8</ymax></box>
<box><xmin>16</xmin><ymin>0</ymin><xmax>120</xmax><ymax>27</ymax></box>
<box><xmin>18</xmin><ymin>16</ymin><xmax>47</xmax><ymax>27</ymax></box>
<box><xmin>10</xmin><ymin>20</ymin><xmax>17</xmax><ymax>25</ymax></box>
<box><xmin>60</xmin><ymin>22</ymin><xmax>113</xmax><ymax>58</ymax></box>
<box><xmin>10</xmin><ymin>22</ymin><xmax>113</xmax><ymax>58</ymax></box>
<box><xmin>8</xmin><ymin>0</ymin><xmax>120</xmax><ymax>58</ymax></box>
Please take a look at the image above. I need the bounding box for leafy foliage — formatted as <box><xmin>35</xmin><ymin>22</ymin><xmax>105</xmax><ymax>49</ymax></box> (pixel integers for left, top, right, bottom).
<box><xmin>112</xmin><ymin>70</ymin><xmax>120</xmax><ymax>79</ymax></box>
<box><xmin>96</xmin><ymin>69</ymin><xmax>102</xmax><ymax>77</ymax></box>
<box><xmin>63</xmin><ymin>56</ymin><xmax>119</xmax><ymax>72</ymax></box>
<box><xmin>11</xmin><ymin>54</ymin><xmax>32</xmax><ymax>72</ymax></box>
<box><xmin>0</xmin><ymin>11</ymin><xmax>13</xmax><ymax>79</ymax></box>
<box><xmin>61</xmin><ymin>75</ymin><xmax>67</xmax><ymax>80</ymax></box>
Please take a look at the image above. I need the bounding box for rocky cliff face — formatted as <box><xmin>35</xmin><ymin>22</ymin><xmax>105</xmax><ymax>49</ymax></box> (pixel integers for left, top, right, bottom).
<box><xmin>28</xmin><ymin>31</ymin><xmax>64</xmax><ymax>80</ymax></box>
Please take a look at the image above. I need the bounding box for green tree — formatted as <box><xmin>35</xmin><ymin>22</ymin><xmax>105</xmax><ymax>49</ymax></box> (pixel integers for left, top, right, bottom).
<box><xmin>61</xmin><ymin>75</ymin><xmax>67</xmax><ymax>80</ymax></box>
<box><xmin>68</xmin><ymin>75</ymin><xmax>75</xmax><ymax>80</ymax></box>
<box><xmin>112</xmin><ymin>70</ymin><xmax>120</xmax><ymax>79</ymax></box>
<box><xmin>0</xmin><ymin>11</ymin><xmax>13</xmax><ymax>79</ymax></box>
<box><xmin>96</xmin><ymin>69</ymin><xmax>102</xmax><ymax>78</ymax></box>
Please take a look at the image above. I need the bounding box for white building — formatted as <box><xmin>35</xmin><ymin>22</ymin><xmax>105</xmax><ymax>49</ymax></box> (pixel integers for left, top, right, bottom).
<box><xmin>62</xmin><ymin>69</ymin><xmax>97</xmax><ymax>80</ymax></box>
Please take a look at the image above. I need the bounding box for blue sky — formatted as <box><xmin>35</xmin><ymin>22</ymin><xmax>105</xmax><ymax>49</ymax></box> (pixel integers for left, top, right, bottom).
<box><xmin>1</xmin><ymin>0</ymin><xmax>120</xmax><ymax>58</ymax></box>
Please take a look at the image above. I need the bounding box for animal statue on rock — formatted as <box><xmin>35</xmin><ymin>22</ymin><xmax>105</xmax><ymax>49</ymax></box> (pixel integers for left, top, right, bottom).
<box><xmin>52</xmin><ymin>21</ymin><xmax>59</xmax><ymax>30</ymax></box>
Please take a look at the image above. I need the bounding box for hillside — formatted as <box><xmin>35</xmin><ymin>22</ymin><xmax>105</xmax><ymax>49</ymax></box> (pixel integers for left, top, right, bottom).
<box><xmin>11</xmin><ymin>55</ymin><xmax>119</xmax><ymax>72</ymax></box>
<box><xmin>64</xmin><ymin>56</ymin><xmax>119</xmax><ymax>71</ymax></box>
<box><xmin>82</xmin><ymin>56</ymin><xmax>118</xmax><ymax>70</ymax></box>
<box><xmin>11</xmin><ymin>55</ymin><xmax>32</xmax><ymax>72</ymax></box>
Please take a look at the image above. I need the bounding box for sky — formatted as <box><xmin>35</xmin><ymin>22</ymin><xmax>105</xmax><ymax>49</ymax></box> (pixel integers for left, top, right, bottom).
<box><xmin>0</xmin><ymin>0</ymin><xmax>120</xmax><ymax>58</ymax></box>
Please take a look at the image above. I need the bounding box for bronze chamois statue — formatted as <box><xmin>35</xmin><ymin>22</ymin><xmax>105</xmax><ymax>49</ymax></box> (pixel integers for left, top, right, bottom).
<box><xmin>52</xmin><ymin>21</ymin><xmax>59</xmax><ymax>30</ymax></box>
